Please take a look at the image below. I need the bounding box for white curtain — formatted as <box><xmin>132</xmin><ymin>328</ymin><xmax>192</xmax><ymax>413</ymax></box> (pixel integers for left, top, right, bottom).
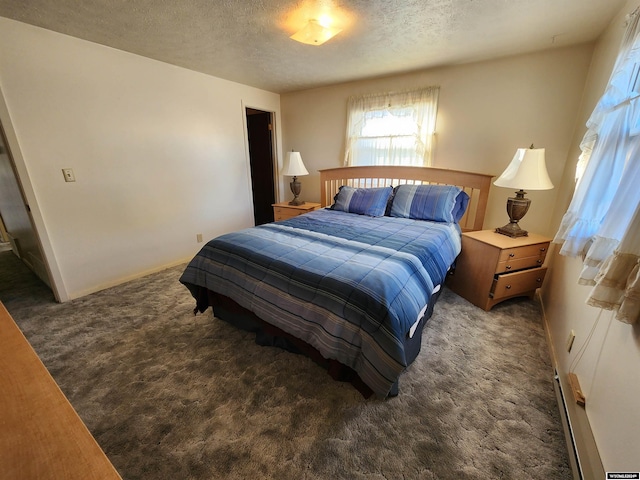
<box><xmin>344</xmin><ymin>87</ymin><xmax>439</xmax><ymax>166</ymax></box>
<box><xmin>553</xmin><ymin>8</ymin><xmax>640</xmax><ymax>324</ymax></box>
<box><xmin>587</xmin><ymin>205</ymin><xmax>640</xmax><ymax>324</ymax></box>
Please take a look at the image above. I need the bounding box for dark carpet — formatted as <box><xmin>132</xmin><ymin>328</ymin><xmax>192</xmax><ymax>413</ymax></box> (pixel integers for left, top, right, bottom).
<box><xmin>0</xmin><ymin>250</ymin><xmax>571</xmax><ymax>479</ymax></box>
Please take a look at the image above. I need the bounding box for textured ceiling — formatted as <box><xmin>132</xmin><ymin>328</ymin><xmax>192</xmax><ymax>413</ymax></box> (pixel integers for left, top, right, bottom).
<box><xmin>0</xmin><ymin>0</ymin><xmax>628</xmax><ymax>93</ymax></box>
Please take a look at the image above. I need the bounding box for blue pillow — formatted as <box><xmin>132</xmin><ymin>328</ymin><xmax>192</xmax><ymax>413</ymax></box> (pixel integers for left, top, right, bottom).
<box><xmin>389</xmin><ymin>184</ymin><xmax>470</xmax><ymax>223</ymax></box>
<box><xmin>452</xmin><ymin>190</ymin><xmax>470</xmax><ymax>222</ymax></box>
<box><xmin>332</xmin><ymin>186</ymin><xmax>393</xmax><ymax>217</ymax></box>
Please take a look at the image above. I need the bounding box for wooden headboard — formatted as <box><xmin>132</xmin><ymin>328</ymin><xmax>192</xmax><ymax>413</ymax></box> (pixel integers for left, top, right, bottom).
<box><xmin>319</xmin><ymin>166</ymin><xmax>494</xmax><ymax>232</ymax></box>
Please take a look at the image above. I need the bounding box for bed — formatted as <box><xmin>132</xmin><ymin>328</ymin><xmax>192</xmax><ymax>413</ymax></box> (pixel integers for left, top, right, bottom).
<box><xmin>180</xmin><ymin>166</ymin><xmax>492</xmax><ymax>398</ymax></box>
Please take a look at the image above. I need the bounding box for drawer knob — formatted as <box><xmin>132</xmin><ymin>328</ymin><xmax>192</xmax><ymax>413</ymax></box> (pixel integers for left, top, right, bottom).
<box><xmin>506</xmin><ymin>265</ymin><xmax>512</xmax><ymax>270</ymax></box>
<box><xmin>506</xmin><ymin>285</ymin><xmax>511</xmax><ymax>289</ymax></box>
<box><xmin>537</xmin><ymin>259</ymin><xmax>543</xmax><ymax>264</ymax></box>
<box><xmin>540</xmin><ymin>247</ymin><xmax>546</xmax><ymax>252</ymax></box>
<box><xmin>509</xmin><ymin>253</ymin><xmax>515</xmax><ymax>257</ymax></box>
<box><xmin>537</xmin><ymin>278</ymin><xmax>542</xmax><ymax>283</ymax></box>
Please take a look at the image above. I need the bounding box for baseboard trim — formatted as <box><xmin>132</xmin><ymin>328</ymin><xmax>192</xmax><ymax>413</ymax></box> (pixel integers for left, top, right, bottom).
<box><xmin>65</xmin><ymin>257</ymin><xmax>192</xmax><ymax>302</ymax></box>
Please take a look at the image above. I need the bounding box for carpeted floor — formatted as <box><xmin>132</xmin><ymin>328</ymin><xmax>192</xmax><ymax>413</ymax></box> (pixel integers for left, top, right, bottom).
<box><xmin>1</xmin><ymin>250</ymin><xmax>571</xmax><ymax>479</ymax></box>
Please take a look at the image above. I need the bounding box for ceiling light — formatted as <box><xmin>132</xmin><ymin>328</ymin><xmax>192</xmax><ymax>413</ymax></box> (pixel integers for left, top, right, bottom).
<box><xmin>290</xmin><ymin>19</ymin><xmax>342</xmax><ymax>45</ymax></box>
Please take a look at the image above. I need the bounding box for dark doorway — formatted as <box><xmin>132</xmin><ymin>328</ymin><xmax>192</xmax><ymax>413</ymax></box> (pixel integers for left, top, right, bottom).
<box><xmin>246</xmin><ymin>108</ymin><xmax>276</xmax><ymax>225</ymax></box>
<box><xmin>0</xmin><ymin>122</ymin><xmax>53</xmax><ymax>296</ymax></box>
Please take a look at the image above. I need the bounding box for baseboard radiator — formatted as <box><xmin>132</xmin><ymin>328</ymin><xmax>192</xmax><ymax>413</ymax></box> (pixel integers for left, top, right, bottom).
<box><xmin>553</xmin><ymin>369</ymin><xmax>605</xmax><ymax>480</ymax></box>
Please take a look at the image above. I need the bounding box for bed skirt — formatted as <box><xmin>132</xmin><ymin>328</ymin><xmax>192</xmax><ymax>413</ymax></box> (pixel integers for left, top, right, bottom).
<box><xmin>197</xmin><ymin>288</ymin><xmax>442</xmax><ymax>399</ymax></box>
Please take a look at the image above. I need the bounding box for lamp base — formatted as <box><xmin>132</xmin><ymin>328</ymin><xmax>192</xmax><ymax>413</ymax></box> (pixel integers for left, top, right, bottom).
<box><xmin>496</xmin><ymin>190</ymin><xmax>530</xmax><ymax>237</ymax></box>
<box><xmin>495</xmin><ymin>222</ymin><xmax>528</xmax><ymax>238</ymax></box>
<box><xmin>289</xmin><ymin>176</ymin><xmax>305</xmax><ymax>206</ymax></box>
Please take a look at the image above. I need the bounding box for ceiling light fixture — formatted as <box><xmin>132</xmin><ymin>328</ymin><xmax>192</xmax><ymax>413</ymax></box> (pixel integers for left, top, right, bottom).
<box><xmin>290</xmin><ymin>19</ymin><xmax>342</xmax><ymax>45</ymax></box>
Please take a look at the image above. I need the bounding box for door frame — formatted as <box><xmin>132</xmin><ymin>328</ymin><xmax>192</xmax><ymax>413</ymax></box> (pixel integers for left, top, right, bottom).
<box><xmin>241</xmin><ymin>101</ymin><xmax>283</xmax><ymax>218</ymax></box>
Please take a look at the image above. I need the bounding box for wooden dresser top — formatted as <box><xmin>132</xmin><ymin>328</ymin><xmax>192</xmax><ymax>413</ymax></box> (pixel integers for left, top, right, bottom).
<box><xmin>0</xmin><ymin>302</ymin><xmax>121</xmax><ymax>480</ymax></box>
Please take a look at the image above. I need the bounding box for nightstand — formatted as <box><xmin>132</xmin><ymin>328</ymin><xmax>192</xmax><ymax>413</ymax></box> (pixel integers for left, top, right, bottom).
<box><xmin>447</xmin><ymin>230</ymin><xmax>551</xmax><ymax>311</ymax></box>
<box><xmin>272</xmin><ymin>202</ymin><xmax>321</xmax><ymax>221</ymax></box>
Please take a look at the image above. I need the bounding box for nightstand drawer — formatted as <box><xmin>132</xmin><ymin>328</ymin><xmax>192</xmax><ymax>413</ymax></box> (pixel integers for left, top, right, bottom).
<box><xmin>496</xmin><ymin>255</ymin><xmax>545</xmax><ymax>274</ymax></box>
<box><xmin>491</xmin><ymin>267</ymin><xmax>547</xmax><ymax>300</ymax></box>
<box><xmin>273</xmin><ymin>207</ymin><xmax>297</xmax><ymax>221</ymax></box>
<box><xmin>498</xmin><ymin>242</ymin><xmax>549</xmax><ymax>263</ymax></box>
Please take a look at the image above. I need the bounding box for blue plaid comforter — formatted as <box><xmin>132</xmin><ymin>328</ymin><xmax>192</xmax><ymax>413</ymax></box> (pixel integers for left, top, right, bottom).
<box><xmin>180</xmin><ymin>208</ymin><xmax>461</xmax><ymax>397</ymax></box>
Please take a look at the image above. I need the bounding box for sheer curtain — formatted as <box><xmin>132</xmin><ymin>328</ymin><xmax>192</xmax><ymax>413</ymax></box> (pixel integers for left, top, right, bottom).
<box><xmin>344</xmin><ymin>87</ymin><xmax>439</xmax><ymax>166</ymax></box>
<box><xmin>553</xmin><ymin>8</ymin><xmax>640</xmax><ymax>324</ymax></box>
<box><xmin>588</xmin><ymin>204</ymin><xmax>640</xmax><ymax>324</ymax></box>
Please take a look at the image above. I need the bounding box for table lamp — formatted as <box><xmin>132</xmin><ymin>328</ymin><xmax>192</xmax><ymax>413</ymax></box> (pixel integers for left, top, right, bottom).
<box><xmin>493</xmin><ymin>145</ymin><xmax>553</xmax><ymax>237</ymax></box>
<box><xmin>282</xmin><ymin>151</ymin><xmax>309</xmax><ymax>206</ymax></box>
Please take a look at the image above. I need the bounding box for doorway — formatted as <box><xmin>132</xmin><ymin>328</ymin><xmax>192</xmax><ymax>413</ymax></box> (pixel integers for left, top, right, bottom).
<box><xmin>0</xmin><ymin>123</ymin><xmax>53</xmax><ymax>293</ymax></box>
<box><xmin>245</xmin><ymin>108</ymin><xmax>276</xmax><ymax>225</ymax></box>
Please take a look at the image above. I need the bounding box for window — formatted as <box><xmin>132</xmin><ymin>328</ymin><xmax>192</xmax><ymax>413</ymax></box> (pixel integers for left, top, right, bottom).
<box><xmin>553</xmin><ymin>8</ymin><xmax>640</xmax><ymax>324</ymax></box>
<box><xmin>344</xmin><ymin>87</ymin><xmax>439</xmax><ymax>167</ymax></box>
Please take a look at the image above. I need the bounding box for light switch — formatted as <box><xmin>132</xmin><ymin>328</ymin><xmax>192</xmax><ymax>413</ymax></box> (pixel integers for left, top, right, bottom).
<box><xmin>62</xmin><ymin>168</ymin><xmax>76</xmax><ymax>182</ymax></box>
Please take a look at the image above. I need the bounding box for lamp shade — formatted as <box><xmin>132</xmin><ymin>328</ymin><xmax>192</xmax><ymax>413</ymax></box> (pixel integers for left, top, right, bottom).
<box><xmin>493</xmin><ymin>148</ymin><xmax>553</xmax><ymax>190</ymax></box>
<box><xmin>282</xmin><ymin>151</ymin><xmax>309</xmax><ymax>177</ymax></box>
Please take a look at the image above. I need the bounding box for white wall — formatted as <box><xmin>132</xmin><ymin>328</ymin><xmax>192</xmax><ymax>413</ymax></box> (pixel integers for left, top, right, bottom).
<box><xmin>281</xmin><ymin>44</ymin><xmax>593</xmax><ymax>238</ymax></box>
<box><xmin>542</xmin><ymin>0</ymin><xmax>640</xmax><ymax>473</ymax></box>
<box><xmin>0</xmin><ymin>17</ymin><xmax>282</xmax><ymax>300</ymax></box>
